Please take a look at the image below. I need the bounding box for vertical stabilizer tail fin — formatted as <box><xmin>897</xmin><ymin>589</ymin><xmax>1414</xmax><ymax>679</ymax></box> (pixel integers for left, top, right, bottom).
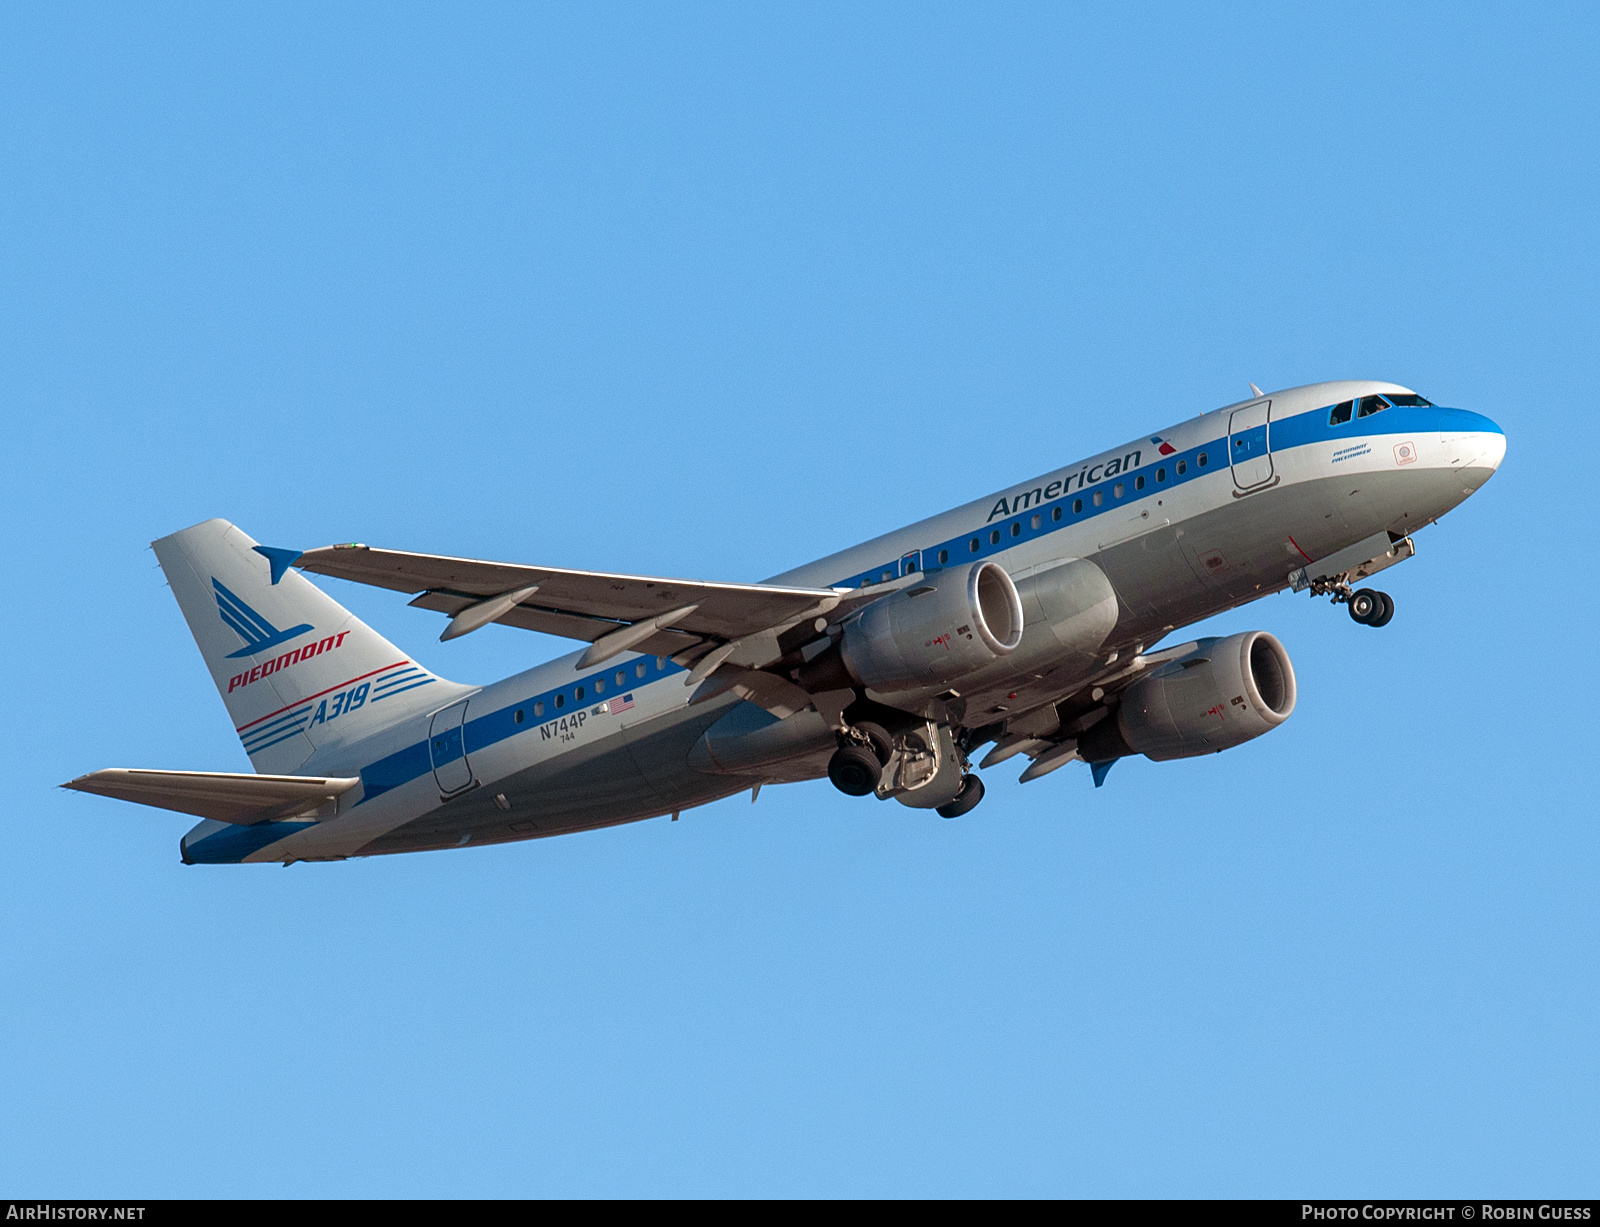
<box><xmin>152</xmin><ymin>519</ymin><xmax>464</xmax><ymax>774</ymax></box>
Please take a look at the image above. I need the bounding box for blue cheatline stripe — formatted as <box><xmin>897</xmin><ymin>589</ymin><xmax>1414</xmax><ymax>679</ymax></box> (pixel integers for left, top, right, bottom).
<box><xmin>244</xmin><ymin>727</ymin><xmax>311</xmax><ymax>755</ymax></box>
<box><xmin>356</xmin><ymin>653</ymin><xmax>689</xmax><ymax>802</ymax></box>
<box><xmin>241</xmin><ymin>704</ymin><xmax>312</xmax><ymax>740</ymax></box>
<box><xmin>243</xmin><ymin>726</ymin><xmax>307</xmax><ymax>754</ymax></box>
<box><xmin>348</xmin><ymin>402</ymin><xmax>1498</xmax><ymax>807</ymax></box>
<box><xmin>373</xmin><ymin>669</ymin><xmax>426</xmax><ymax>691</ymax></box>
<box><xmin>184</xmin><ymin>820</ymin><xmax>317</xmax><ymax>864</ymax></box>
<box><xmin>834</xmin><ymin>403</ymin><xmax>1493</xmax><ymax>589</ymax></box>
<box><xmin>371</xmin><ymin>678</ymin><xmax>433</xmax><ymax>702</ymax></box>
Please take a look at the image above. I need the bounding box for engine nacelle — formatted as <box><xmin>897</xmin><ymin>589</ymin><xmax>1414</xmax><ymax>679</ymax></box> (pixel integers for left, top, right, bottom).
<box><xmin>837</xmin><ymin>561</ymin><xmax>1024</xmax><ymax>693</ymax></box>
<box><xmin>688</xmin><ymin>703</ymin><xmax>836</xmax><ymax>776</ymax></box>
<box><xmin>1079</xmin><ymin>631</ymin><xmax>1297</xmax><ymax>762</ymax></box>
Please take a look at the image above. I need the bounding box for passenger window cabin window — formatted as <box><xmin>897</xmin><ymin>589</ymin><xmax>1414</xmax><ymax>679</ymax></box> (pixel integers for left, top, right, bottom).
<box><xmin>1356</xmin><ymin>395</ymin><xmax>1389</xmax><ymax>418</ymax></box>
<box><xmin>1030</xmin><ymin>513</ymin><xmax>1041</xmax><ymax>529</ymax></box>
<box><xmin>1093</xmin><ymin>490</ymin><xmax>1104</xmax><ymax>506</ymax></box>
<box><xmin>1073</xmin><ymin>498</ymin><xmax>1083</xmax><ymax>513</ymax></box>
<box><xmin>1198</xmin><ymin>452</ymin><xmax>1208</xmax><ymax>467</ymax></box>
<box><xmin>1177</xmin><ymin>460</ymin><xmax>1187</xmax><ymax>475</ymax></box>
<box><xmin>1156</xmin><ymin>468</ymin><xmax>1166</xmax><ymax>482</ymax></box>
<box><xmin>515</xmin><ymin>709</ymin><xmax>524</xmax><ymax>724</ymax></box>
<box><xmin>990</xmin><ymin>529</ymin><xmax>1000</xmax><ymax>545</ymax></box>
<box><xmin>1135</xmin><ymin>475</ymin><xmax>1145</xmax><ymax>491</ymax></box>
<box><xmin>1010</xmin><ymin>522</ymin><xmax>1021</xmax><ymax>537</ymax></box>
<box><xmin>1329</xmin><ymin>400</ymin><xmax>1354</xmax><ymax>425</ymax></box>
<box><xmin>534</xmin><ymin>701</ymin><xmax>545</xmax><ymax>716</ymax></box>
<box><xmin>595</xmin><ymin>679</ymin><xmax>605</xmax><ymax>694</ymax></box>
<box><xmin>1052</xmin><ymin>506</ymin><xmax>1062</xmax><ymax>521</ymax></box>
<box><xmin>636</xmin><ymin>663</ymin><xmax>647</xmax><ymax>678</ymax></box>
<box><xmin>554</xmin><ymin>694</ymin><xmax>564</xmax><ymax>709</ymax></box>
<box><xmin>576</xmin><ymin>686</ymin><xmax>585</xmax><ymax>701</ymax></box>
<box><xmin>656</xmin><ymin>657</ymin><xmax>667</xmax><ymax>669</ymax></box>
<box><xmin>937</xmin><ymin>549</ymin><xmax>949</xmax><ymax>564</ymax></box>
<box><xmin>616</xmin><ymin>671</ymin><xmax>625</xmax><ymax>686</ymax></box>
<box><xmin>1113</xmin><ymin>482</ymin><xmax>1124</xmax><ymax>499</ymax></box>
<box><xmin>969</xmin><ymin>538</ymin><xmax>980</xmax><ymax>553</ymax></box>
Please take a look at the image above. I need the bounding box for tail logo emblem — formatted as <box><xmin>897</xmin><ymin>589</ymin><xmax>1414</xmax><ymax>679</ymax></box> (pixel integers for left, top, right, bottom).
<box><xmin>213</xmin><ymin>578</ymin><xmax>314</xmax><ymax>659</ymax></box>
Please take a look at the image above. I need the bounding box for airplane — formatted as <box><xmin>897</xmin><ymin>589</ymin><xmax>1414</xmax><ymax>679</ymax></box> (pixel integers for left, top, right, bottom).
<box><xmin>63</xmin><ymin>380</ymin><xmax>1505</xmax><ymax>865</ymax></box>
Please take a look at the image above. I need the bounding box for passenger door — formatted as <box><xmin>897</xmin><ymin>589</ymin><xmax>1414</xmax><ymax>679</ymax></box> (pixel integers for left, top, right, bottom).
<box><xmin>428</xmin><ymin>701</ymin><xmax>475</xmax><ymax>795</ymax></box>
<box><xmin>1228</xmin><ymin>400</ymin><xmax>1275</xmax><ymax>490</ymax></box>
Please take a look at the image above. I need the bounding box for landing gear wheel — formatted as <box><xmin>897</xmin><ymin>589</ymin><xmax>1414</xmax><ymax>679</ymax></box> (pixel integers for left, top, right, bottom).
<box><xmin>1371</xmin><ymin>591</ymin><xmax>1395</xmax><ymax>627</ymax></box>
<box><xmin>1348</xmin><ymin>589</ymin><xmax>1381</xmax><ymax>625</ymax></box>
<box><xmin>935</xmin><ymin>774</ymin><xmax>986</xmax><ymax>819</ymax></box>
<box><xmin>855</xmin><ymin>721</ymin><xmax>893</xmax><ymax>766</ymax></box>
<box><xmin>828</xmin><ymin>745</ymin><xmax>882</xmax><ymax>796</ymax></box>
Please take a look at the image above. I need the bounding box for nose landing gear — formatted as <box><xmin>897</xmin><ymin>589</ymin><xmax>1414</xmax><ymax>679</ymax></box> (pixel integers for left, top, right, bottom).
<box><xmin>1347</xmin><ymin>588</ymin><xmax>1395</xmax><ymax>627</ymax></box>
<box><xmin>1304</xmin><ymin>573</ymin><xmax>1395</xmax><ymax>628</ymax></box>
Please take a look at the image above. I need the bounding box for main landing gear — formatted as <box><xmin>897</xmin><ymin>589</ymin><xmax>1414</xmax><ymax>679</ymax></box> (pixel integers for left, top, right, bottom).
<box><xmin>827</xmin><ymin>721</ymin><xmax>892</xmax><ymax>796</ymax></box>
<box><xmin>827</xmin><ymin>745</ymin><xmax>882</xmax><ymax>796</ymax></box>
<box><xmin>935</xmin><ymin>774</ymin><xmax>985</xmax><ymax>819</ymax></box>
<box><xmin>826</xmin><ymin>720</ymin><xmax>987</xmax><ymax>817</ymax></box>
<box><xmin>1347</xmin><ymin>588</ymin><xmax>1395</xmax><ymax>627</ymax></box>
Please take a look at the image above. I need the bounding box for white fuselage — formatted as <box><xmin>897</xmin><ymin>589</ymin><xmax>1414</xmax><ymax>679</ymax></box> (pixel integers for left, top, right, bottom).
<box><xmin>181</xmin><ymin>379</ymin><xmax>1505</xmax><ymax>863</ymax></box>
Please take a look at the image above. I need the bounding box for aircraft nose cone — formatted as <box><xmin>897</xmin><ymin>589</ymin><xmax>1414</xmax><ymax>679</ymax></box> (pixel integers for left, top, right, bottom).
<box><xmin>1445</xmin><ymin>410</ymin><xmax>1506</xmax><ymax>493</ymax></box>
<box><xmin>1479</xmin><ymin>423</ymin><xmax>1507</xmax><ymax>471</ymax></box>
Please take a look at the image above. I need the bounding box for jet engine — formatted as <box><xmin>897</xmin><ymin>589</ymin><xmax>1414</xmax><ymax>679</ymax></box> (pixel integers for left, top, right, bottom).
<box><xmin>834</xmin><ymin>561</ymin><xmax>1024</xmax><ymax>693</ymax></box>
<box><xmin>1077</xmin><ymin>631</ymin><xmax>1296</xmax><ymax>763</ymax></box>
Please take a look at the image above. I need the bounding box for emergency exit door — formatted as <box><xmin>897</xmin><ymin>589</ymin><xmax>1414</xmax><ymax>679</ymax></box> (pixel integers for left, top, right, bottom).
<box><xmin>1228</xmin><ymin>400</ymin><xmax>1275</xmax><ymax>490</ymax></box>
<box><xmin>429</xmin><ymin>701</ymin><xmax>475</xmax><ymax>795</ymax></box>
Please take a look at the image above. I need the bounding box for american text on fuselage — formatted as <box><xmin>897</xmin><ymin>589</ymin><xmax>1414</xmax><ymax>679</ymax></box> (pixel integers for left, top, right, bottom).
<box><xmin>62</xmin><ymin>379</ymin><xmax>1505</xmax><ymax>862</ymax></box>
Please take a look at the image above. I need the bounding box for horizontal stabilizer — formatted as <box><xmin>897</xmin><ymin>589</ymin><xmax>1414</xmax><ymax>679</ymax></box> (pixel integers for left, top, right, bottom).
<box><xmin>63</xmin><ymin>769</ymin><xmax>359</xmax><ymax>825</ymax></box>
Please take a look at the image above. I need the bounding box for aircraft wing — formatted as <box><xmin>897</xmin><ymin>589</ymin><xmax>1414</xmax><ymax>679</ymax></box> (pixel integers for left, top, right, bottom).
<box><xmin>296</xmin><ymin>542</ymin><xmax>864</xmax><ymax>666</ymax></box>
<box><xmin>63</xmin><ymin>769</ymin><xmax>359</xmax><ymax>824</ymax></box>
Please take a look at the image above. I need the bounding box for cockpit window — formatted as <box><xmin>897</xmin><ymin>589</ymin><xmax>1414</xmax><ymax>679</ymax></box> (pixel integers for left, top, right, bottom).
<box><xmin>1328</xmin><ymin>400</ymin><xmax>1354</xmax><ymax>425</ymax></box>
<box><xmin>1356</xmin><ymin>395</ymin><xmax>1390</xmax><ymax>418</ymax></box>
<box><xmin>1384</xmin><ymin>393</ymin><xmax>1433</xmax><ymax>407</ymax></box>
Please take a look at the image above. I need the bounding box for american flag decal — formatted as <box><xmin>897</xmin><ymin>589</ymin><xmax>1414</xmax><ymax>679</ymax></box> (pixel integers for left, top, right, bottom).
<box><xmin>611</xmin><ymin>693</ymin><xmax>635</xmax><ymax>713</ymax></box>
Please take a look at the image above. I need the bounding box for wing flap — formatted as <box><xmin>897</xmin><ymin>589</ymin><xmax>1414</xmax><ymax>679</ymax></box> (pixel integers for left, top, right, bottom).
<box><xmin>63</xmin><ymin>769</ymin><xmax>360</xmax><ymax>825</ymax></box>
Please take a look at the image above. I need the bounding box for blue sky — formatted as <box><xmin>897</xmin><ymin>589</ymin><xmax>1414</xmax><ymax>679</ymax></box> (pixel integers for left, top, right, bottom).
<box><xmin>3</xmin><ymin>2</ymin><xmax>1596</xmax><ymax>1197</ymax></box>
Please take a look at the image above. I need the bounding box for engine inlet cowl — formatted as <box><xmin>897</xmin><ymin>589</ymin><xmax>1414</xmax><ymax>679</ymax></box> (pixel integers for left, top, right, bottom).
<box><xmin>838</xmin><ymin>561</ymin><xmax>1024</xmax><ymax>693</ymax></box>
<box><xmin>1081</xmin><ymin>631</ymin><xmax>1297</xmax><ymax>763</ymax></box>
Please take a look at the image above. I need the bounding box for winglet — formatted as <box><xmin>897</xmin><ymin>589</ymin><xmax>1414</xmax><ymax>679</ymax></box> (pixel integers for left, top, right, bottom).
<box><xmin>1090</xmin><ymin>759</ymin><xmax>1118</xmax><ymax>788</ymax></box>
<box><xmin>252</xmin><ymin>545</ymin><xmax>304</xmax><ymax>585</ymax></box>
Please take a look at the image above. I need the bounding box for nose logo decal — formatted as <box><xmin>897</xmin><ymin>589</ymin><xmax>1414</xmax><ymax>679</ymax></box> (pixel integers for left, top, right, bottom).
<box><xmin>1394</xmin><ymin>441</ymin><xmax>1417</xmax><ymax>466</ymax></box>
